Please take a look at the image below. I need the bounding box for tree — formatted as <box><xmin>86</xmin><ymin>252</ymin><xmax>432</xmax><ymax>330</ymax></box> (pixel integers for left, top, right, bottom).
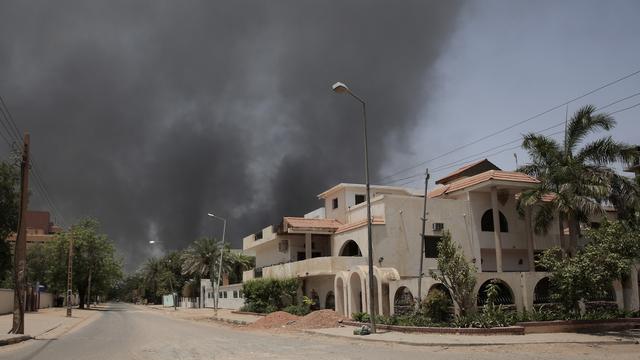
<box><xmin>0</xmin><ymin>161</ymin><xmax>19</xmax><ymax>285</ymax></box>
<box><xmin>429</xmin><ymin>231</ymin><xmax>476</xmax><ymax>316</ymax></box>
<box><xmin>538</xmin><ymin>220</ymin><xmax>640</xmax><ymax>314</ymax></box>
<box><xmin>517</xmin><ymin>105</ymin><xmax>639</xmax><ymax>255</ymax></box>
<box><xmin>142</xmin><ymin>257</ymin><xmax>164</xmax><ymax>304</ymax></box>
<box><xmin>41</xmin><ymin>219</ymin><xmax>123</xmax><ymax>308</ymax></box>
<box><xmin>180</xmin><ymin>238</ymin><xmax>253</xmax><ymax>288</ymax></box>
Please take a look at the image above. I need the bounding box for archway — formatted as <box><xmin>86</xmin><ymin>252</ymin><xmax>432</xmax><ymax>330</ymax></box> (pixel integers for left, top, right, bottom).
<box><xmin>481</xmin><ymin>210</ymin><xmax>508</xmax><ymax>232</ymax></box>
<box><xmin>340</xmin><ymin>240</ymin><xmax>362</xmax><ymax>257</ymax></box>
<box><xmin>426</xmin><ymin>283</ymin><xmax>454</xmax><ymax>321</ymax></box>
<box><xmin>477</xmin><ymin>279</ymin><xmax>514</xmax><ymax>306</ymax></box>
<box><xmin>393</xmin><ymin>286</ymin><xmax>415</xmax><ymax>315</ymax></box>
<box><xmin>533</xmin><ymin>277</ymin><xmax>552</xmax><ymax>304</ymax></box>
<box><xmin>349</xmin><ymin>272</ymin><xmax>363</xmax><ymax>315</ymax></box>
<box><xmin>325</xmin><ymin>291</ymin><xmax>335</xmax><ymax>310</ymax></box>
<box><xmin>335</xmin><ymin>277</ymin><xmax>345</xmax><ymax>315</ymax></box>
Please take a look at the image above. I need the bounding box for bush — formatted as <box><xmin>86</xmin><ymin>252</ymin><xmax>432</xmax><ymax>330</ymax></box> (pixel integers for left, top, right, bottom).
<box><xmin>242</xmin><ymin>278</ymin><xmax>299</xmax><ymax>313</ymax></box>
<box><xmin>352</xmin><ymin>312</ymin><xmax>370</xmax><ymax>322</ymax></box>
<box><xmin>283</xmin><ymin>303</ymin><xmax>311</xmax><ymax>316</ymax></box>
<box><xmin>419</xmin><ymin>288</ymin><xmax>452</xmax><ymax>323</ymax></box>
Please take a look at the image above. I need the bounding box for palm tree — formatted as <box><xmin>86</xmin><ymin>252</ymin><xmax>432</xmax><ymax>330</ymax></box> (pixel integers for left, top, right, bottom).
<box><xmin>181</xmin><ymin>237</ymin><xmax>220</xmax><ymax>282</ymax></box>
<box><xmin>142</xmin><ymin>257</ymin><xmax>164</xmax><ymax>304</ymax></box>
<box><xmin>517</xmin><ymin>105</ymin><xmax>638</xmax><ymax>255</ymax></box>
<box><xmin>181</xmin><ymin>238</ymin><xmax>254</xmax><ymax>286</ymax></box>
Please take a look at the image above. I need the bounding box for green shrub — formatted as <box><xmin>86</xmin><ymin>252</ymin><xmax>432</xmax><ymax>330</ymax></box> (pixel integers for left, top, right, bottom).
<box><xmin>420</xmin><ymin>288</ymin><xmax>453</xmax><ymax>323</ymax></box>
<box><xmin>283</xmin><ymin>304</ymin><xmax>311</xmax><ymax>316</ymax></box>
<box><xmin>242</xmin><ymin>278</ymin><xmax>299</xmax><ymax>313</ymax></box>
<box><xmin>352</xmin><ymin>312</ymin><xmax>370</xmax><ymax>322</ymax></box>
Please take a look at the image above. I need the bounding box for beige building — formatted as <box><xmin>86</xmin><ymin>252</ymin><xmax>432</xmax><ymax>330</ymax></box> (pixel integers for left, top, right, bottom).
<box><xmin>241</xmin><ymin>160</ymin><xmax>640</xmax><ymax>316</ymax></box>
<box><xmin>6</xmin><ymin>210</ymin><xmax>62</xmax><ymax>250</ymax></box>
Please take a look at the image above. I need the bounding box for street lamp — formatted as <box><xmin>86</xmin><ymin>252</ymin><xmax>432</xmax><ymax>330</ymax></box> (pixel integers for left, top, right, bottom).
<box><xmin>148</xmin><ymin>240</ymin><xmax>177</xmax><ymax>310</ymax></box>
<box><xmin>332</xmin><ymin>81</ymin><xmax>376</xmax><ymax>333</ymax></box>
<box><xmin>207</xmin><ymin>212</ymin><xmax>227</xmax><ymax>313</ymax></box>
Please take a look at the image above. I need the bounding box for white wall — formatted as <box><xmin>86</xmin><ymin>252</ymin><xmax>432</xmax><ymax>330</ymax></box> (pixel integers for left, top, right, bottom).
<box><xmin>0</xmin><ymin>289</ymin><xmax>57</xmax><ymax>314</ymax></box>
<box><xmin>200</xmin><ymin>280</ymin><xmax>245</xmax><ymax>310</ymax></box>
<box><xmin>0</xmin><ymin>289</ymin><xmax>13</xmax><ymax>314</ymax></box>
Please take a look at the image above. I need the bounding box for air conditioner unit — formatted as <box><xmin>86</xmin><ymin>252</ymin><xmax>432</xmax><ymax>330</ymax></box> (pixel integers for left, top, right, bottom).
<box><xmin>432</xmin><ymin>222</ymin><xmax>444</xmax><ymax>231</ymax></box>
<box><xmin>278</xmin><ymin>239</ymin><xmax>289</xmax><ymax>253</ymax></box>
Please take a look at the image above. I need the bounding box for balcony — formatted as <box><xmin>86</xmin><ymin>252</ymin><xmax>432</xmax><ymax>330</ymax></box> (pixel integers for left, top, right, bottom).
<box><xmin>261</xmin><ymin>256</ymin><xmax>368</xmax><ymax>279</ymax></box>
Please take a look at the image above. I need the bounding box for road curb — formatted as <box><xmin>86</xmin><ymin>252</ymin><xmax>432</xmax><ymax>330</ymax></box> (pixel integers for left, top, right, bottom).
<box><xmin>0</xmin><ymin>335</ymin><xmax>33</xmax><ymax>347</ymax></box>
<box><xmin>302</xmin><ymin>329</ymin><xmax>640</xmax><ymax>347</ymax></box>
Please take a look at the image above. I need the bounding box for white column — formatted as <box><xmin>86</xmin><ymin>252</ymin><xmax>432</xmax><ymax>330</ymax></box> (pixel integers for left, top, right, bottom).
<box><xmin>305</xmin><ymin>233</ymin><xmax>312</xmax><ymax>260</ymax></box>
<box><xmin>623</xmin><ymin>265</ymin><xmax>639</xmax><ymax>311</ymax></box>
<box><xmin>525</xmin><ymin>207</ymin><xmax>535</xmax><ymax>272</ymax></box>
<box><xmin>491</xmin><ymin>187</ymin><xmax>503</xmax><ymax>272</ymax></box>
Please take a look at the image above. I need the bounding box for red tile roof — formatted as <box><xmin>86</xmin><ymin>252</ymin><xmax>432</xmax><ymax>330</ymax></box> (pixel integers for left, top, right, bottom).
<box><xmin>283</xmin><ymin>217</ymin><xmax>342</xmax><ymax>231</ymax></box>
<box><xmin>435</xmin><ymin>159</ymin><xmax>500</xmax><ymax>185</ymax></box>
<box><xmin>335</xmin><ymin>217</ymin><xmax>385</xmax><ymax>234</ymax></box>
<box><xmin>429</xmin><ymin>170</ymin><xmax>539</xmax><ymax>198</ymax></box>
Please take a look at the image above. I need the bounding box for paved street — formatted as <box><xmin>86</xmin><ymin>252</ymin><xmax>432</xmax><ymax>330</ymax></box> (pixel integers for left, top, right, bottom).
<box><xmin>0</xmin><ymin>303</ymin><xmax>637</xmax><ymax>360</ymax></box>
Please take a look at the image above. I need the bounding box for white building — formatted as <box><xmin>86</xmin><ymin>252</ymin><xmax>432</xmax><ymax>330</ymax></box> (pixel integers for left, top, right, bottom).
<box><xmin>240</xmin><ymin>159</ymin><xmax>639</xmax><ymax>316</ymax></box>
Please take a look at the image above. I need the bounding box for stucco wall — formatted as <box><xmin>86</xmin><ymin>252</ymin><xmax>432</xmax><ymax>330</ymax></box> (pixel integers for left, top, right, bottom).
<box><xmin>0</xmin><ymin>289</ymin><xmax>57</xmax><ymax>314</ymax></box>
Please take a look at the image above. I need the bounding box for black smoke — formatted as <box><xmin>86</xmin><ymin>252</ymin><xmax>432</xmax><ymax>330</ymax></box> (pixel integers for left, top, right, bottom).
<box><xmin>0</xmin><ymin>0</ymin><xmax>464</xmax><ymax>270</ymax></box>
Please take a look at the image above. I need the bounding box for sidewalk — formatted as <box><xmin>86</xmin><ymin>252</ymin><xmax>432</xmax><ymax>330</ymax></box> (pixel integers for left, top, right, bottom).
<box><xmin>306</xmin><ymin>326</ymin><xmax>640</xmax><ymax>347</ymax></box>
<box><xmin>143</xmin><ymin>305</ymin><xmax>261</xmax><ymax>325</ymax></box>
<box><xmin>0</xmin><ymin>307</ymin><xmax>100</xmax><ymax>346</ymax></box>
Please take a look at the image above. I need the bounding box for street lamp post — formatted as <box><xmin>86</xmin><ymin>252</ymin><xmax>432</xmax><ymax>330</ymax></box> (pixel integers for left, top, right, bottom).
<box><xmin>207</xmin><ymin>213</ymin><xmax>227</xmax><ymax>314</ymax></box>
<box><xmin>332</xmin><ymin>81</ymin><xmax>376</xmax><ymax>333</ymax></box>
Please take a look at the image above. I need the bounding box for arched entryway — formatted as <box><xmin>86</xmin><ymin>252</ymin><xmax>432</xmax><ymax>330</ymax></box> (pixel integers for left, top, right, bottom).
<box><xmin>533</xmin><ymin>277</ymin><xmax>552</xmax><ymax>304</ymax></box>
<box><xmin>340</xmin><ymin>240</ymin><xmax>362</xmax><ymax>257</ymax></box>
<box><xmin>349</xmin><ymin>272</ymin><xmax>363</xmax><ymax>315</ymax></box>
<box><xmin>325</xmin><ymin>291</ymin><xmax>335</xmax><ymax>310</ymax></box>
<box><xmin>393</xmin><ymin>286</ymin><xmax>415</xmax><ymax>315</ymax></box>
<box><xmin>477</xmin><ymin>279</ymin><xmax>514</xmax><ymax>306</ymax></box>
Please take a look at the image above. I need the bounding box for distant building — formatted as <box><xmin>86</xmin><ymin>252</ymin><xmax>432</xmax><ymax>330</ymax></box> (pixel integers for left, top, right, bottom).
<box><xmin>6</xmin><ymin>210</ymin><xmax>62</xmax><ymax>250</ymax></box>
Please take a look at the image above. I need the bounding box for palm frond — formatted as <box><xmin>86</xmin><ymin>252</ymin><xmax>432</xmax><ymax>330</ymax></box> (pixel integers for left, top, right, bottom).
<box><xmin>566</xmin><ymin>105</ymin><xmax>615</xmax><ymax>153</ymax></box>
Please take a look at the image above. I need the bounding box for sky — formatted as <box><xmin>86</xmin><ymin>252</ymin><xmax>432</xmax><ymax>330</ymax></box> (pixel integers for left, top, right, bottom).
<box><xmin>0</xmin><ymin>1</ymin><xmax>638</xmax><ymax>271</ymax></box>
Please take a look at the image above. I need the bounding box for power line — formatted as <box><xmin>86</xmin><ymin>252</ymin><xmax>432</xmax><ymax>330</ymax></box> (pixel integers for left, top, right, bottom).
<box><xmin>377</xmin><ymin>68</ymin><xmax>640</xmax><ymax>183</ymax></box>
<box><xmin>385</xmin><ymin>96</ymin><xmax>640</xmax><ymax>188</ymax></box>
<box><xmin>0</xmin><ymin>95</ymin><xmax>67</xmax><ymax>227</ymax></box>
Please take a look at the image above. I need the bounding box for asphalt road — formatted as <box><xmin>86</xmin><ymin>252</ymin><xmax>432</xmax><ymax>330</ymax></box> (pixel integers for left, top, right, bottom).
<box><xmin>0</xmin><ymin>303</ymin><xmax>637</xmax><ymax>360</ymax></box>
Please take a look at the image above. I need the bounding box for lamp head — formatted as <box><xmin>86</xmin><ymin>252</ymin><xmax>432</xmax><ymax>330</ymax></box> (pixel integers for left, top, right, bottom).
<box><xmin>332</xmin><ymin>82</ymin><xmax>349</xmax><ymax>94</ymax></box>
<box><xmin>149</xmin><ymin>240</ymin><xmax>156</xmax><ymax>244</ymax></box>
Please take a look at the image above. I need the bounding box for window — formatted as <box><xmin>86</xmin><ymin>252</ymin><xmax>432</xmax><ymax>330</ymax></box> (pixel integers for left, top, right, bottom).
<box><xmin>233</xmin><ymin>291</ymin><xmax>238</xmax><ymax>298</ymax></box>
<box><xmin>424</xmin><ymin>235</ymin><xmax>442</xmax><ymax>258</ymax></box>
<box><xmin>218</xmin><ymin>292</ymin><xmax>223</xmax><ymax>298</ymax></box>
<box><xmin>223</xmin><ymin>292</ymin><xmax>228</xmax><ymax>299</ymax></box>
<box><xmin>480</xmin><ymin>210</ymin><xmax>508</xmax><ymax>232</ymax></box>
<box><xmin>332</xmin><ymin>198</ymin><xmax>339</xmax><ymax>209</ymax></box>
<box><xmin>355</xmin><ymin>194</ymin><xmax>366</xmax><ymax>205</ymax></box>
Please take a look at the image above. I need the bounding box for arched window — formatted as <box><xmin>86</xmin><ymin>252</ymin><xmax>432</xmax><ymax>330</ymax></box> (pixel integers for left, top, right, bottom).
<box><xmin>480</xmin><ymin>210</ymin><xmax>508</xmax><ymax>232</ymax></box>
<box><xmin>339</xmin><ymin>240</ymin><xmax>362</xmax><ymax>256</ymax></box>
<box><xmin>477</xmin><ymin>279</ymin><xmax>514</xmax><ymax>306</ymax></box>
<box><xmin>393</xmin><ymin>286</ymin><xmax>415</xmax><ymax>315</ymax></box>
<box><xmin>325</xmin><ymin>291</ymin><xmax>335</xmax><ymax>310</ymax></box>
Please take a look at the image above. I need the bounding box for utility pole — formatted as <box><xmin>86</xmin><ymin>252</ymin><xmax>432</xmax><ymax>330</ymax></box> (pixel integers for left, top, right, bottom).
<box><xmin>66</xmin><ymin>233</ymin><xmax>74</xmax><ymax>317</ymax></box>
<box><xmin>417</xmin><ymin>169</ymin><xmax>430</xmax><ymax>304</ymax></box>
<box><xmin>9</xmin><ymin>133</ymin><xmax>29</xmax><ymax>334</ymax></box>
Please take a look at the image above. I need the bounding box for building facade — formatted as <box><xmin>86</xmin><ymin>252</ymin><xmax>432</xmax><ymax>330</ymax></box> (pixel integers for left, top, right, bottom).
<box><xmin>240</xmin><ymin>160</ymin><xmax>639</xmax><ymax>316</ymax></box>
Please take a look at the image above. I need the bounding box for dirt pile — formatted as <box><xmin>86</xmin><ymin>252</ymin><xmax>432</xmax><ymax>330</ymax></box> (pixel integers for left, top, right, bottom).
<box><xmin>247</xmin><ymin>310</ymin><xmax>346</xmax><ymax>331</ymax></box>
<box><xmin>290</xmin><ymin>310</ymin><xmax>346</xmax><ymax>329</ymax></box>
<box><xmin>247</xmin><ymin>311</ymin><xmax>301</xmax><ymax>329</ymax></box>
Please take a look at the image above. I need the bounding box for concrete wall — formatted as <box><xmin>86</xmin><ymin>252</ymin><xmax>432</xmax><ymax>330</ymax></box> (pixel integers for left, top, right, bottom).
<box><xmin>0</xmin><ymin>289</ymin><xmax>13</xmax><ymax>314</ymax></box>
<box><xmin>200</xmin><ymin>281</ymin><xmax>245</xmax><ymax>310</ymax></box>
<box><xmin>0</xmin><ymin>289</ymin><xmax>58</xmax><ymax>314</ymax></box>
